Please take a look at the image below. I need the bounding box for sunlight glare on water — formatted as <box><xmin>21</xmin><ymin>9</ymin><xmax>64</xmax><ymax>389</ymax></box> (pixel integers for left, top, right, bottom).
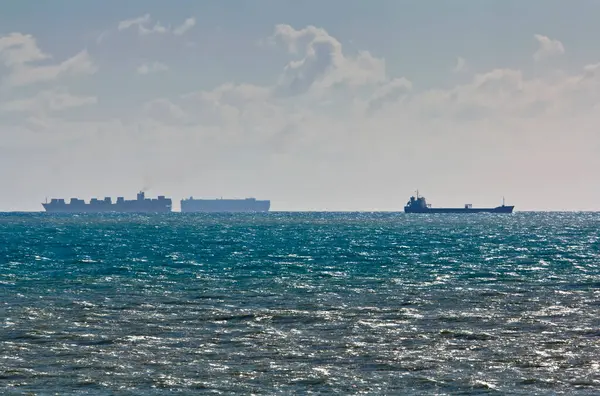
<box><xmin>1</xmin><ymin>212</ymin><xmax>600</xmax><ymax>394</ymax></box>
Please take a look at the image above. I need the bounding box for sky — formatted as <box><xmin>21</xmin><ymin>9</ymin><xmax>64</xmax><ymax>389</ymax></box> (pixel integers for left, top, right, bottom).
<box><xmin>1</xmin><ymin>0</ymin><xmax>600</xmax><ymax>211</ymax></box>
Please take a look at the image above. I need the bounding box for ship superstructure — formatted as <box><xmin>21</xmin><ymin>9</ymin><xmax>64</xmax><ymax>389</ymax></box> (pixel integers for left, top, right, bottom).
<box><xmin>180</xmin><ymin>197</ymin><xmax>270</xmax><ymax>213</ymax></box>
<box><xmin>42</xmin><ymin>191</ymin><xmax>172</xmax><ymax>213</ymax></box>
<box><xmin>404</xmin><ymin>191</ymin><xmax>514</xmax><ymax>213</ymax></box>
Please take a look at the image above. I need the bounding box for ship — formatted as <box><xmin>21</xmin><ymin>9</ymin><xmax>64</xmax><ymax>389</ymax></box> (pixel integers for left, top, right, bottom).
<box><xmin>404</xmin><ymin>191</ymin><xmax>514</xmax><ymax>213</ymax></box>
<box><xmin>180</xmin><ymin>197</ymin><xmax>270</xmax><ymax>213</ymax></box>
<box><xmin>42</xmin><ymin>191</ymin><xmax>172</xmax><ymax>213</ymax></box>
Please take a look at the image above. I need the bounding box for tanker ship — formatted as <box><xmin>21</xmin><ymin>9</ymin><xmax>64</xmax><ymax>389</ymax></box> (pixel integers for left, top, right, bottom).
<box><xmin>404</xmin><ymin>192</ymin><xmax>514</xmax><ymax>213</ymax></box>
<box><xmin>42</xmin><ymin>191</ymin><xmax>172</xmax><ymax>213</ymax></box>
<box><xmin>180</xmin><ymin>197</ymin><xmax>270</xmax><ymax>213</ymax></box>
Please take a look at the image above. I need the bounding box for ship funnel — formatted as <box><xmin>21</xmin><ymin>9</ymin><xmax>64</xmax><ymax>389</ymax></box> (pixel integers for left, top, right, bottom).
<box><xmin>137</xmin><ymin>191</ymin><xmax>145</xmax><ymax>201</ymax></box>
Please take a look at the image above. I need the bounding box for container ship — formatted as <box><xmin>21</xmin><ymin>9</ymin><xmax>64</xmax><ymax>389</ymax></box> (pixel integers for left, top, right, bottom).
<box><xmin>42</xmin><ymin>191</ymin><xmax>172</xmax><ymax>213</ymax></box>
<box><xmin>404</xmin><ymin>192</ymin><xmax>514</xmax><ymax>213</ymax></box>
<box><xmin>180</xmin><ymin>197</ymin><xmax>270</xmax><ymax>213</ymax></box>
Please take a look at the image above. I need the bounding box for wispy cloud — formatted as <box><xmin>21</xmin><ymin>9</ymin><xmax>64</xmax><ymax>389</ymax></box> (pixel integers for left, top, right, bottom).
<box><xmin>452</xmin><ymin>56</ymin><xmax>467</xmax><ymax>73</ymax></box>
<box><xmin>533</xmin><ymin>34</ymin><xmax>565</xmax><ymax>61</ymax></box>
<box><xmin>118</xmin><ymin>14</ymin><xmax>151</xmax><ymax>31</ymax></box>
<box><xmin>0</xmin><ymin>33</ymin><xmax>50</xmax><ymax>66</ymax></box>
<box><xmin>1</xmin><ymin>89</ymin><xmax>97</xmax><ymax>114</ymax></box>
<box><xmin>137</xmin><ymin>61</ymin><xmax>169</xmax><ymax>75</ymax></box>
<box><xmin>0</xmin><ymin>32</ymin><xmax>97</xmax><ymax>87</ymax></box>
<box><xmin>173</xmin><ymin>18</ymin><xmax>196</xmax><ymax>36</ymax></box>
<box><xmin>117</xmin><ymin>14</ymin><xmax>195</xmax><ymax>36</ymax></box>
<box><xmin>5</xmin><ymin>50</ymin><xmax>97</xmax><ymax>87</ymax></box>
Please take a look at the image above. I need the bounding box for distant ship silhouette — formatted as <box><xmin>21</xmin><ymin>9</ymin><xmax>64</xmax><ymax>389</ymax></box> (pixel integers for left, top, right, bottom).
<box><xmin>42</xmin><ymin>191</ymin><xmax>172</xmax><ymax>213</ymax></box>
<box><xmin>404</xmin><ymin>191</ymin><xmax>514</xmax><ymax>213</ymax></box>
<box><xmin>180</xmin><ymin>197</ymin><xmax>270</xmax><ymax>212</ymax></box>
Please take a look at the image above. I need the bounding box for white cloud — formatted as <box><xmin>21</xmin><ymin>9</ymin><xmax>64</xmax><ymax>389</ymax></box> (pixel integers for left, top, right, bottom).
<box><xmin>144</xmin><ymin>83</ymin><xmax>273</xmax><ymax>132</ymax></box>
<box><xmin>4</xmin><ymin>50</ymin><xmax>97</xmax><ymax>87</ymax></box>
<box><xmin>189</xmin><ymin>82</ymin><xmax>272</xmax><ymax>106</ymax></box>
<box><xmin>1</xmin><ymin>89</ymin><xmax>97</xmax><ymax>114</ymax></box>
<box><xmin>140</xmin><ymin>22</ymin><xmax>169</xmax><ymax>35</ymax></box>
<box><xmin>0</xmin><ymin>32</ymin><xmax>97</xmax><ymax>87</ymax></box>
<box><xmin>139</xmin><ymin>26</ymin><xmax>598</xmax><ymax>135</ymax></box>
<box><xmin>137</xmin><ymin>61</ymin><xmax>169</xmax><ymax>75</ymax></box>
<box><xmin>269</xmin><ymin>24</ymin><xmax>387</xmax><ymax>96</ymax></box>
<box><xmin>142</xmin><ymin>98</ymin><xmax>191</xmax><ymax>125</ymax></box>
<box><xmin>4</xmin><ymin>23</ymin><xmax>600</xmax><ymax>210</ymax></box>
<box><xmin>453</xmin><ymin>56</ymin><xmax>467</xmax><ymax>73</ymax></box>
<box><xmin>173</xmin><ymin>17</ymin><xmax>196</xmax><ymax>36</ymax></box>
<box><xmin>405</xmin><ymin>63</ymin><xmax>600</xmax><ymax>121</ymax></box>
<box><xmin>117</xmin><ymin>14</ymin><xmax>195</xmax><ymax>36</ymax></box>
<box><xmin>365</xmin><ymin>77</ymin><xmax>412</xmax><ymax>113</ymax></box>
<box><xmin>118</xmin><ymin>14</ymin><xmax>151</xmax><ymax>31</ymax></box>
<box><xmin>118</xmin><ymin>14</ymin><xmax>168</xmax><ymax>35</ymax></box>
<box><xmin>0</xmin><ymin>33</ymin><xmax>50</xmax><ymax>66</ymax></box>
<box><xmin>533</xmin><ymin>34</ymin><xmax>565</xmax><ymax>61</ymax></box>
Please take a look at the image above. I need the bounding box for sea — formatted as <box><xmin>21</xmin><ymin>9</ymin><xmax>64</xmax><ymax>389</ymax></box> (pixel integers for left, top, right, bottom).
<box><xmin>1</xmin><ymin>212</ymin><xmax>600</xmax><ymax>395</ymax></box>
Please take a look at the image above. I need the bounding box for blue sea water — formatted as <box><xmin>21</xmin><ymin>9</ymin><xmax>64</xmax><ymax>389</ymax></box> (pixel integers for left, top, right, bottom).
<box><xmin>1</xmin><ymin>212</ymin><xmax>600</xmax><ymax>394</ymax></box>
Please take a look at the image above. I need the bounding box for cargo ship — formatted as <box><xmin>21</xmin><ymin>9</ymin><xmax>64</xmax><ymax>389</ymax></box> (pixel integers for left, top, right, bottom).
<box><xmin>404</xmin><ymin>192</ymin><xmax>514</xmax><ymax>213</ymax></box>
<box><xmin>180</xmin><ymin>197</ymin><xmax>270</xmax><ymax>213</ymax></box>
<box><xmin>42</xmin><ymin>191</ymin><xmax>172</xmax><ymax>213</ymax></box>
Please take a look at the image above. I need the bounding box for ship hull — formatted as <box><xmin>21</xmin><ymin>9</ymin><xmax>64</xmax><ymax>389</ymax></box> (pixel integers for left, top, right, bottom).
<box><xmin>180</xmin><ymin>198</ymin><xmax>270</xmax><ymax>213</ymax></box>
<box><xmin>404</xmin><ymin>205</ymin><xmax>514</xmax><ymax>214</ymax></box>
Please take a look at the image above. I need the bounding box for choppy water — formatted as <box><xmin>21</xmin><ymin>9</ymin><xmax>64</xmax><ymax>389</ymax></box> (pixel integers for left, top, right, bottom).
<box><xmin>1</xmin><ymin>212</ymin><xmax>600</xmax><ymax>394</ymax></box>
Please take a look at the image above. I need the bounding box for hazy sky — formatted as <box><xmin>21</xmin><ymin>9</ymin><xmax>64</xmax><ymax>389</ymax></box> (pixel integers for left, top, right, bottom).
<box><xmin>1</xmin><ymin>0</ymin><xmax>600</xmax><ymax>211</ymax></box>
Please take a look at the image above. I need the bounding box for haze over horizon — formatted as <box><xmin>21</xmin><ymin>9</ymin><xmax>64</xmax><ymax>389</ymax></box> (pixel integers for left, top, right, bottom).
<box><xmin>1</xmin><ymin>0</ymin><xmax>599</xmax><ymax>212</ymax></box>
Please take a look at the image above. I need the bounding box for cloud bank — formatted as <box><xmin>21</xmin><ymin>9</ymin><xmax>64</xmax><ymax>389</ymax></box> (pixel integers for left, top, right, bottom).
<box><xmin>0</xmin><ymin>22</ymin><xmax>599</xmax><ymax>211</ymax></box>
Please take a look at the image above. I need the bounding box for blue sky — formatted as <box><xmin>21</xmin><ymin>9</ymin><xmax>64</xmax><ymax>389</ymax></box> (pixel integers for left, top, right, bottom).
<box><xmin>1</xmin><ymin>1</ymin><xmax>600</xmax><ymax>210</ymax></box>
